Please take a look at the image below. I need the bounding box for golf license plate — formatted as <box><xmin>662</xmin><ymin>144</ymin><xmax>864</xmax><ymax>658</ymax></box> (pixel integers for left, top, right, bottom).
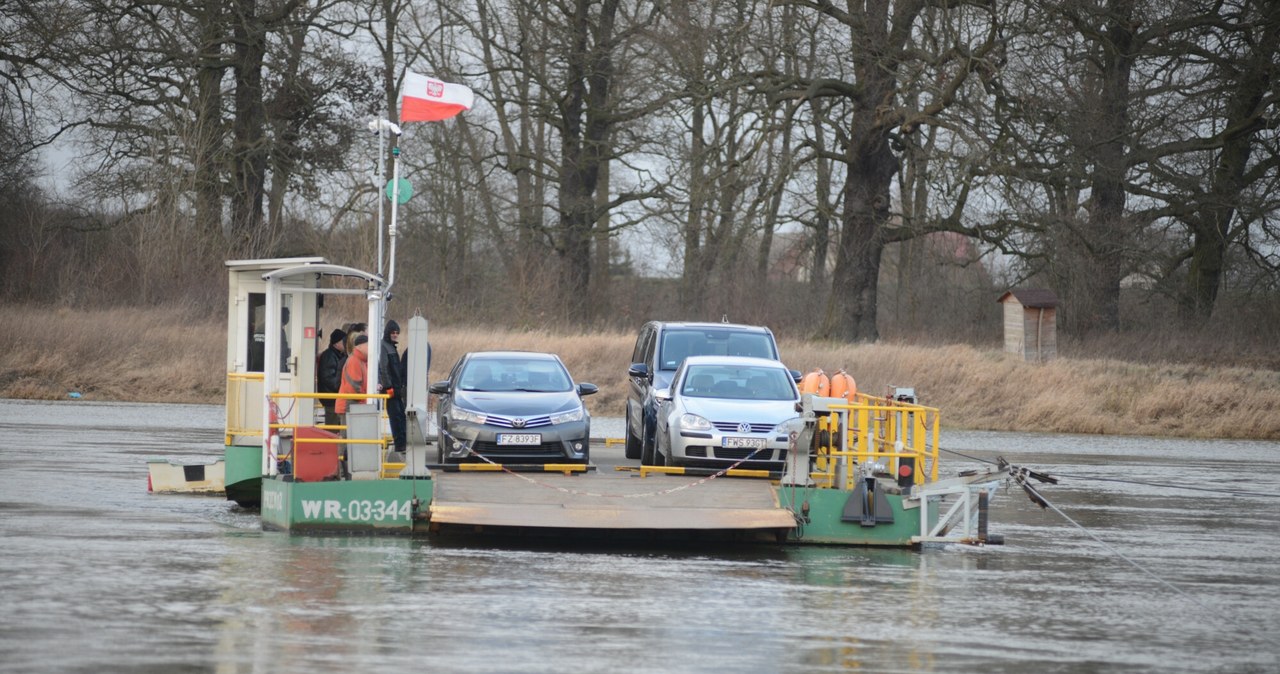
<box><xmin>722</xmin><ymin>436</ymin><xmax>767</xmax><ymax>450</ymax></box>
<box><xmin>497</xmin><ymin>433</ymin><xmax>541</xmax><ymax>446</ymax></box>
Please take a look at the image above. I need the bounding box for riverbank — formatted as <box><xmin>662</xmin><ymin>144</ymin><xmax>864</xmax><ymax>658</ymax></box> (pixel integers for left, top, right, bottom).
<box><xmin>2</xmin><ymin>305</ymin><xmax>1277</xmax><ymax>440</ymax></box>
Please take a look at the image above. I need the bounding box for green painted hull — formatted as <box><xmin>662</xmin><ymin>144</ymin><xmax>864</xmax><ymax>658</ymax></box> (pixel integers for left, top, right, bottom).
<box><xmin>779</xmin><ymin>486</ymin><xmax>937</xmax><ymax>547</ymax></box>
<box><xmin>224</xmin><ymin>444</ymin><xmax>263</xmax><ymax>507</ymax></box>
<box><xmin>260</xmin><ymin>476</ymin><xmax>432</xmax><ymax>534</ymax></box>
<box><xmin>256</xmin><ymin>472</ymin><xmax>933</xmax><ymax>546</ymax></box>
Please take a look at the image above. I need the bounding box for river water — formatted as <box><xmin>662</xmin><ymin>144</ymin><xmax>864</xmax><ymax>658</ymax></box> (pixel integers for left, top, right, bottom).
<box><xmin>1</xmin><ymin>398</ymin><xmax>1278</xmax><ymax>673</ymax></box>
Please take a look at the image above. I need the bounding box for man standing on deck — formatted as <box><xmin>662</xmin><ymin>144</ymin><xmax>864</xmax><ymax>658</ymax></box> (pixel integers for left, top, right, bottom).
<box><xmin>379</xmin><ymin>320</ymin><xmax>408</xmax><ymax>460</ymax></box>
<box><xmin>316</xmin><ymin>328</ymin><xmax>347</xmax><ymax>427</ymax></box>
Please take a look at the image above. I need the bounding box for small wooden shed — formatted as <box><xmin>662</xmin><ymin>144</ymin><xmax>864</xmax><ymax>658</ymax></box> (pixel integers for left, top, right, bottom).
<box><xmin>997</xmin><ymin>289</ymin><xmax>1059</xmax><ymax>362</ymax></box>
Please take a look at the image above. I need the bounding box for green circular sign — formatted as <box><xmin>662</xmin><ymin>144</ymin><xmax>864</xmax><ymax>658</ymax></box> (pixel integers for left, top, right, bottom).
<box><xmin>385</xmin><ymin>178</ymin><xmax>413</xmax><ymax>204</ymax></box>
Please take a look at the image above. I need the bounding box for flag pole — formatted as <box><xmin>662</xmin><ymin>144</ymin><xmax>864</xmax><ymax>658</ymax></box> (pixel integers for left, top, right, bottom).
<box><xmin>376</xmin><ymin>127</ymin><xmax>386</xmax><ymax>277</ymax></box>
<box><xmin>368</xmin><ymin>118</ymin><xmax>402</xmax><ymax>277</ymax></box>
<box><xmin>388</xmin><ymin>145</ymin><xmax>401</xmax><ymax>291</ymax></box>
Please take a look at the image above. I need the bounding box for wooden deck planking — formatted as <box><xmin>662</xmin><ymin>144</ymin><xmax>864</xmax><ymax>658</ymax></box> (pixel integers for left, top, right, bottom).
<box><xmin>429</xmin><ymin>473</ymin><xmax>797</xmax><ymax>530</ymax></box>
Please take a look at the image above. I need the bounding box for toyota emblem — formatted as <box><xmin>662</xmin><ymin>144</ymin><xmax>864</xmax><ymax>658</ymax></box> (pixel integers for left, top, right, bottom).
<box><xmin>738</xmin><ymin>422</ymin><xmax>751</xmax><ymax>434</ymax></box>
<box><xmin>512</xmin><ymin>418</ymin><xmax>527</xmax><ymax>429</ymax></box>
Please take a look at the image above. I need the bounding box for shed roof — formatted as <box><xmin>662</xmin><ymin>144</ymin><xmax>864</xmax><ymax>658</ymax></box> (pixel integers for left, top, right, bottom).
<box><xmin>997</xmin><ymin>288</ymin><xmax>1059</xmax><ymax>308</ymax></box>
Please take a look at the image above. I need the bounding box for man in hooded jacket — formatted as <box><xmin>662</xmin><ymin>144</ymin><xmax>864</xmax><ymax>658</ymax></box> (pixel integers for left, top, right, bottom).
<box><xmin>316</xmin><ymin>328</ymin><xmax>347</xmax><ymax>427</ymax></box>
<box><xmin>379</xmin><ymin>320</ymin><xmax>408</xmax><ymax>456</ymax></box>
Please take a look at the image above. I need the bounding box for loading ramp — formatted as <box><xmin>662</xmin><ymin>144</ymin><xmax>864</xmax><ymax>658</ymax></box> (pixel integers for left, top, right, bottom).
<box><xmin>428</xmin><ymin>472</ymin><xmax>798</xmax><ymax>531</ymax></box>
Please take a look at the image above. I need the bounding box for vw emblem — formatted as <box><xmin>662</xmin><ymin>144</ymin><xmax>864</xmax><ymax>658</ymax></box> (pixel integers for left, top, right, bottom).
<box><xmin>512</xmin><ymin>418</ymin><xmax>527</xmax><ymax>429</ymax></box>
<box><xmin>738</xmin><ymin>422</ymin><xmax>751</xmax><ymax>434</ymax></box>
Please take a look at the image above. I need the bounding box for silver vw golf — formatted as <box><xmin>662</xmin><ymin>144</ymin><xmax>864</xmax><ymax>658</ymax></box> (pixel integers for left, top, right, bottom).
<box><xmin>652</xmin><ymin>355</ymin><xmax>801</xmax><ymax>467</ymax></box>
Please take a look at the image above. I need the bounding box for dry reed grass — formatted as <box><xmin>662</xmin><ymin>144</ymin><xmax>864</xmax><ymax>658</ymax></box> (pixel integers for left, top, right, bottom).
<box><xmin>779</xmin><ymin>341</ymin><xmax>1280</xmax><ymax>439</ymax></box>
<box><xmin>0</xmin><ymin>304</ymin><xmax>225</xmax><ymax>404</ymax></box>
<box><xmin>0</xmin><ymin>304</ymin><xmax>226</xmax><ymax>402</ymax></box>
<box><xmin>2</xmin><ymin>305</ymin><xmax>1275</xmax><ymax>440</ymax></box>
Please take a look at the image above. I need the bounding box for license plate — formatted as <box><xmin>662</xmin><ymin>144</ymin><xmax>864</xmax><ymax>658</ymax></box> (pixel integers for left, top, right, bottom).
<box><xmin>497</xmin><ymin>433</ymin><xmax>541</xmax><ymax>446</ymax></box>
<box><xmin>721</xmin><ymin>436</ymin><xmax>767</xmax><ymax>449</ymax></box>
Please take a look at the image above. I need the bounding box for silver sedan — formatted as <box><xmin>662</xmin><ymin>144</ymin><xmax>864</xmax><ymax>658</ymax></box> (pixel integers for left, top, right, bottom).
<box><xmin>652</xmin><ymin>356</ymin><xmax>801</xmax><ymax>467</ymax></box>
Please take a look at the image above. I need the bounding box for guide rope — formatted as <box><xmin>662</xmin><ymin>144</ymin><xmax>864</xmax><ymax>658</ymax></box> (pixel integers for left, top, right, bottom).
<box><xmin>939</xmin><ymin>446</ymin><xmax>1279</xmax><ymax>499</ymax></box>
<box><xmin>969</xmin><ymin>452</ymin><xmax>1280</xmax><ymax>652</ymax></box>
<box><xmin>1010</xmin><ymin>469</ymin><xmax>1280</xmax><ymax>651</ymax></box>
<box><xmin>440</xmin><ymin>428</ymin><xmax>773</xmax><ymax>499</ymax></box>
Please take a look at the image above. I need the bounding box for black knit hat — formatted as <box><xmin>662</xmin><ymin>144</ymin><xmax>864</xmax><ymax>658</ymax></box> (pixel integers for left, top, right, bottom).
<box><xmin>384</xmin><ymin>319</ymin><xmax>401</xmax><ymax>340</ymax></box>
<box><xmin>329</xmin><ymin>329</ymin><xmax>347</xmax><ymax>346</ymax></box>
<box><xmin>354</xmin><ymin>334</ymin><xmax>368</xmax><ymax>346</ymax></box>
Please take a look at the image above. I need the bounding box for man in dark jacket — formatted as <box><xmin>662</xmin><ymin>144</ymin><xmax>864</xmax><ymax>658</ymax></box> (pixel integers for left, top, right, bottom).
<box><xmin>378</xmin><ymin>320</ymin><xmax>408</xmax><ymax>455</ymax></box>
<box><xmin>316</xmin><ymin>329</ymin><xmax>347</xmax><ymax>427</ymax></box>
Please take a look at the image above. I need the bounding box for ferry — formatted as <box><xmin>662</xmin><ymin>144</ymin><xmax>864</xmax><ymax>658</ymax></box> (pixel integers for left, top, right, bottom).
<box><xmin>146</xmin><ymin>253</ymin><xmax>1006</xmax><ymax>547</ymax></box>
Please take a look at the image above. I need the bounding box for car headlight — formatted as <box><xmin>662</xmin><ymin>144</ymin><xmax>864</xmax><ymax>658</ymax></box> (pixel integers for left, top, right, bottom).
<box><xmin>774</xmin><ymin>417</ymin><xmax>801</xmax><ymax>433</ymax></box>
<box><xmin>549</xmin><ymin>406</ymin><xmax>585</xmax><ymax>424</ymax></box>
<box><xmin>678</xmin><ymin>413</ymin><xmax>712</xmax><ymax>431</ymax></box>
<box><xmin>448</xmin><ymin>405</ymin><xmax>488</xmax><ymax>425</ymax></box>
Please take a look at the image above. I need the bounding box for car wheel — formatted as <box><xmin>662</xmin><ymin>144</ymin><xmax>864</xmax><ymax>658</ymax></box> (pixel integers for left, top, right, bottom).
<box><xmin>624</xmin><ymin>410</ymin><xmax>641</xmax><ymax>460</ymax></box>
<box><xmin>640</xmin><ymin>428</ymin><xmax>655</xmax><ymax>466</ymax></box>
<box><xmin>436</xmin><ymin>440</ymin><xmax>444</xmax><ymax>465</ymax></box>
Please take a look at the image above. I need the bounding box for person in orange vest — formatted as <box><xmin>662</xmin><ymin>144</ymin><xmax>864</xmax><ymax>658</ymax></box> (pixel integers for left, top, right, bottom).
<box><xmin>336</xmin><ymin>335</ymin><xmax>369</xmax><ymax>428</ymax></box>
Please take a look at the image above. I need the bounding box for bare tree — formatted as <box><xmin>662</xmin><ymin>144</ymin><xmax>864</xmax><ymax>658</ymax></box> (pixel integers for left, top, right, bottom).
<box><xmin>975</xmin><ymin>0</ymin><xmax>1280</xmax><ymax>332</ymax></box>
<box><xmin>775</xmin><ymin>0</ymin><xmax>1001</xmax><ymax>342</ymax></box>
<box><xmin>1166</xmin><ymin>0</ymin><xmax>1280</xmax><ymax>320</ymax></box>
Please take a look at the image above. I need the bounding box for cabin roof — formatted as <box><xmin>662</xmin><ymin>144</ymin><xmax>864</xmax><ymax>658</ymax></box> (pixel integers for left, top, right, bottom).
<box><xmin>997</xmin><ymin>288</ymin><xmax>1059</xmax><ymax>308</ymax></box>
<box><xmin>225</xmin><ymin>256</ymin><xmax>327</xmax><ymax>271</ymax></box>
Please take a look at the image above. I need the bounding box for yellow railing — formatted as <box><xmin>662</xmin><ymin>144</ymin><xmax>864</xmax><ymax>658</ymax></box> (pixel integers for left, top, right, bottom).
<box><xmin>226</xmin><ymin>374</ymin><xmax>387</xmax><ymax>441</ymax></box>
<box><xmin>225</xmin><ymin>372</ymin><xmax>265</xmax><ymax>442</ymax></box>
<box><xmin>809</xmin><ymin>393</ymin><xmax>941</xmax><ymax>491</ymax></box>
<box><xmin>270</xmin><ymin>391</ymin><xmax>395</xmax><ymax>478</ymax></box>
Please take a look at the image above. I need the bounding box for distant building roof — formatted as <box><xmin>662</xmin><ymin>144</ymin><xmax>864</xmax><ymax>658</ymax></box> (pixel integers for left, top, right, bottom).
<box><xmin>997</xmin><ymin>288</ymin><xmax>1059</xmax><ymax>308</ymax></box>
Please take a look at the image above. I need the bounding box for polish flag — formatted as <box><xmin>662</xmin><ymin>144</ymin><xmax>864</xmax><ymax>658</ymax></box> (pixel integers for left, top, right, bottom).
<box><xmin>400</xmin><ymin>72</ymin><xmax>474</xmax><ymax>122</ymax></box>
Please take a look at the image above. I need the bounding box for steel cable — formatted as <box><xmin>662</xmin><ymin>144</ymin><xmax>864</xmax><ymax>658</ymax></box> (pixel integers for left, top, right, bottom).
<box><xmin>1014</xmin><ymin>475</ymin><xmax>1280</xmax><ymax>651</ymax></box>
<box><xmin>939</xmin><ymin>446</ymin><xmax>1280</xmax><ymax>499</ymax></box>
<box><xmin>439</xmin><ymin>428</ymin><xmax>774</xmax><ymax>499</ymax></box>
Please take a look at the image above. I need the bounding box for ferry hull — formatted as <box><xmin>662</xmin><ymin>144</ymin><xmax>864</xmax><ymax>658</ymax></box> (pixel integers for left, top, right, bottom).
<box><xmin>257</xmin><ymin>471</ymin><xmax>943</xmax><ymax>547</ymax></box>
<box><xmin>225</xmin><ymin>444</ymin><xmax>263</xmax><ymax>507</ymax></box>
<box><xmin>260</xmin><ymin>476</ymin><xmax>431</xmax><ymax>534</ymax></box>
<box><xmin>779</xmin><ymin>486</ymin><xmax>938</xmax><ymax>546</ymax></box>
<box><xmin>146</xmin><ymin>458</ymin><xmax>226</xmax><ymax>495</ymax></box>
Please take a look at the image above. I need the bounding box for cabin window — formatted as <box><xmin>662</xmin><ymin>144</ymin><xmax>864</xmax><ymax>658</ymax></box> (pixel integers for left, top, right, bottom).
<box><xmin>246</xmin><ymin>293</ymin><xmax>293</xmax><ymax>373</ymax></box>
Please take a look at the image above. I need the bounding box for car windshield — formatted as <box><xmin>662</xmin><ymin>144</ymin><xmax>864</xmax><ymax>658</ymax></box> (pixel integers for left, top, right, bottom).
<box><xmin>680</xmin><ymin>364</ymin><xmax>795</xmax><ymax>401</ymax></box>
<box><xmin>658</xmin><ymin>329</ymin><xmax>775</xmax><ymax>371</ymax></box>
<box><xmin>459</xmin><ymin>357</ymin><xmax>573</xmax><ymax>392</ymax></box>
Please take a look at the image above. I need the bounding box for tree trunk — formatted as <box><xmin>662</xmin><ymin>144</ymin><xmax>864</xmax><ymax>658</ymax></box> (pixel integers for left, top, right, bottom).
<box><xmin>1077</xmin><ymin>0</ymin><xmax>1135</xmax><ymax>333</ymax></box>
<box><xmin>1182</xmin><ymin>0</ymin><xmax>1278</xmax><ymax>321</ymax></box>
<box><xmin>555</xmin><ymin>0</ymin><xmax>617</xmax><ymax>322</ymax></box>
<box><xmin>194</xmin><ymin>4</ymin><xmax>226</xmax><ymax>245</ymax></box>
<box><xmin>809</xmin><ymin>102</ymin><xmax>831</xmax><ymax>288</ymax></box>
<box><xmin>229</xmin><ymin>0</ymin><xmax>268</xmax><ymax>257</ymax></box>
<box><xmin>821</xmin><ymin>81</ymin><xmax>898</xmax><ymax>342</ymax></box>
<box><xmin>591</xmin><ymin>155</ymin><xmax>612</xmax><ymax>311</ymax></box>
<box><xmin>680</xmin><ymin>100</ymin><xmax>708</xmax><ymax>313</ymax></box>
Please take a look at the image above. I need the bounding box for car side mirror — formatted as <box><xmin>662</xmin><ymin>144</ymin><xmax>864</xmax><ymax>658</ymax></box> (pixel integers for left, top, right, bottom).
<box><xmin>628</xmin><ymin>363</ymin><xmax>649</xmax><ymax>378</ymax></box>
<box><xmin>429</xmin><ymin>380</ymin><xmax>450</xmax><ymax>395</ymax></box>
<box><xmin>577</xmin><ymin>382</ymin><xmax>599</xmax><ymax>396</ymax></box>
<box><xmin>789</xmin><ymin>369</ymin><xmax>802</xmax><ymax>383</ymax></box>
<box><xmin>654</xmin><ymin>388</ymin><xmax>671</xmax><ymax>402</ymax></box>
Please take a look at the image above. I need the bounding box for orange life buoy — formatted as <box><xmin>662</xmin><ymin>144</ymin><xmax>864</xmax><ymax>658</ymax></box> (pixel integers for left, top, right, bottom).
<box><xmin>798</xmin><ymin>368</ymin><xmax>830</xmax><ymax>396</ymax></box>
<box><xmin>829</xmin><ymin>369</ymin><xmax>857</xmax><ymax>402</ymax></box>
